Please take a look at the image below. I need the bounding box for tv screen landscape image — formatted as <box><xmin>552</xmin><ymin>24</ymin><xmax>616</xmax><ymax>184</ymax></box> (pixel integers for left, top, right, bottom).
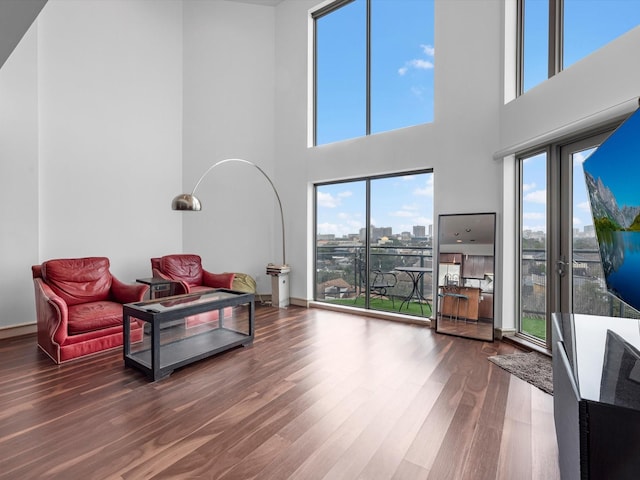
<box><xmin>583</xmin><ymin>108</ymin><xmax>640</xmax><ymax>314</ymax></box>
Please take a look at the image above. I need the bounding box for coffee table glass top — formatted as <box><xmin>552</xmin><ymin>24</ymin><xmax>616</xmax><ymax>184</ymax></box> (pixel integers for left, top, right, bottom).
<box><xmin>130</xmin><ymin>289</ymin><xmax>244</xmax><ymax>313</ymax></box>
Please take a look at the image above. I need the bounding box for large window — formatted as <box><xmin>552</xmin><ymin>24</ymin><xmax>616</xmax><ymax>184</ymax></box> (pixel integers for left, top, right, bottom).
<box><xmin>519</xmin><ymin>0</ymin><xmax>640</xmax><ymax>95</ymax></box>
<box><xmin>315</xmin><ymin>171</ymin><xmax>434</xmax><ymax>318</ymax></box>
<box><xmin>314</xmin><ymin>0</ymin><xmax>434</xmax><ymax>146</ymax></box>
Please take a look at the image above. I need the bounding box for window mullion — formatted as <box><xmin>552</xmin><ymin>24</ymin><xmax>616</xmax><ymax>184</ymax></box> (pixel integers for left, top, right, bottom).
<box><xmin>366</xmin><ymin>0</ymin><xmax>371</xmax><ymax>136</ymax></box>
<box><xmin>548</xmin><ymin>0</ymin><xmax>562</xmax><ymax>78</ymax></box>
<box><xmin>516</xmin><ymin>0</ymin><xmax>525</xmax><ymax>97</ymax></box>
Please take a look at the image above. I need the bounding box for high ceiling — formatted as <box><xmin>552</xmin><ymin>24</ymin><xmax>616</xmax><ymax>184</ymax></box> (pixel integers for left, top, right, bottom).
<box><xmin>0</xmin><ymin>0</ymin><xmax>48</xmax><ymax>70</ymax></box>
<box><xmin>225</xmin><ymin>0</ymin><xmax>284</xmax><ymax>6</ymax></box>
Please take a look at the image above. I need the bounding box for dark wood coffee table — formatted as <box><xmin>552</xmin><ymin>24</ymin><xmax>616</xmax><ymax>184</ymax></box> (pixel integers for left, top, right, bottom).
<box><xmin>123</xmin><ymin>289</ymin><xmax>254</xmax><ymax>381</ymax></box>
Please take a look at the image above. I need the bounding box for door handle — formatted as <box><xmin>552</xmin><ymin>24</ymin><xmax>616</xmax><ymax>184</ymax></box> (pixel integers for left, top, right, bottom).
<box><xmin>556</xmin><ymin>258</ymin><xmax>567</xmax><ymax>277</ymax></box>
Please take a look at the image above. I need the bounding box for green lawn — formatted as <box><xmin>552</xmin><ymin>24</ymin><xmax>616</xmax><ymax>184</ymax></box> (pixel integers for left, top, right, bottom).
<box><xmin>323</xmin><ymin>299</ymin><xmax>547</xmax><ymax>339</ymax></box>
<box><xmin>521</xmin><ymin>316</ymin><xmax>546</xmax><ymax>341</ymax></box>
<box><xmin>324</xmin><ymin>296</ymin><xmax>432</xmax><ymax>318</ymax></box>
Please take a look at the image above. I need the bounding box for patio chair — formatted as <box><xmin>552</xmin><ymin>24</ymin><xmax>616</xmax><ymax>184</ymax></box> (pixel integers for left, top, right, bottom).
<box><xmin>355</xmin><ymin>256</ymin><xmax>397</xmax><ymax>307</ymax></box>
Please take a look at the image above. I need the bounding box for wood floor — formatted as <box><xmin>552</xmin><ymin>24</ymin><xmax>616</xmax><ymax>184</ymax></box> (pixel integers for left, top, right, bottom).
<box><xmin>0</xmin><ymin>306</ymin><xmax>560</xmax><ymax>480</ymax></box>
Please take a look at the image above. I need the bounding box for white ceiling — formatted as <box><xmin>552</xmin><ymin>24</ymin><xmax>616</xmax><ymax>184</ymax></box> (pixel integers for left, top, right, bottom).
<box><xmin>439</xmin><ymin>213</ymin><xmax>496</xmax><ymax>246</ymax></box>
<box><xmin>224</xmin><ymin>0</ymin><xmax>284</xmax><ymax>6</ymax></box>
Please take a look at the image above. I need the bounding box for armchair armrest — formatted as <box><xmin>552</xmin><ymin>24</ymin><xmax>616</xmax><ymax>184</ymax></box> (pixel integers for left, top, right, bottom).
<box><xmin>34</xmin><ymin>277</ymin><xmax>69</xmax><ymax>348</ymax></box>
<box><xmin>111</xmin><ymin>277</ymin><xmax>148</xmax><ymax>304</ymax></box>
<box><xmin>152</xmin><ymin>267</ymin><xmax>188</xmax><ymax>295</ymax></box>
<box><xmin>202</xmin><ymin>271</ymin><xmax>235</xmax><ymax>289</ymax></box>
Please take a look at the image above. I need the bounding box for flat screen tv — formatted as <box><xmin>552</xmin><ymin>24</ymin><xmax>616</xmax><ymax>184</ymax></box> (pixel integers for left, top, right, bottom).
<box><xmin>583</xmin><ymin>108</ymin><xmax>640</xmax><ymax>314</ymax></box>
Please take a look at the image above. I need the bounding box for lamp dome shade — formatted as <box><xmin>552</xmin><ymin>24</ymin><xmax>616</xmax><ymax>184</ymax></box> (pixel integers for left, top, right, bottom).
<box><xmin>171</xmin><ymin>194</ymin><xmax>202</xmax><ymax>211</ymax></box>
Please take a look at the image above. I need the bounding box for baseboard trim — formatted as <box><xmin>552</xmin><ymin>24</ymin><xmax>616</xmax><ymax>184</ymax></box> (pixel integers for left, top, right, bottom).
<box><xmin>0</xmin><ymin>322</ymin><xmax>36</xmax><ymax>339</ymax></box>
<box><xmin>309</xmin><ymin>301</ymin><xmax>432</xmax><ymax>327</ymax></box>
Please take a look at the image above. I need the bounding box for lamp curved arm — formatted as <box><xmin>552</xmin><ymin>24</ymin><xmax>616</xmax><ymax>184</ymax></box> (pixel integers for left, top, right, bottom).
<box><xmin>175</xmin><ymin>158</ymin><xmax>286</xmax><ymax>266</ymax></box>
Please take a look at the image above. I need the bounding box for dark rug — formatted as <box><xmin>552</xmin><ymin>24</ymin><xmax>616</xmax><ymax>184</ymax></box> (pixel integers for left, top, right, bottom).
<box><xmin>488</xmin><ymin>351</ymin><xmax>553</xmax><ymax>395</ymax></box>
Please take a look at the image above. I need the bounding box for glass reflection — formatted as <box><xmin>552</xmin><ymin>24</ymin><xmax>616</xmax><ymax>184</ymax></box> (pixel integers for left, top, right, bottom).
<box><xmin>436</xmin><ymin>213</ymin><xmax>496</xmax><ymax>341</ymax></box>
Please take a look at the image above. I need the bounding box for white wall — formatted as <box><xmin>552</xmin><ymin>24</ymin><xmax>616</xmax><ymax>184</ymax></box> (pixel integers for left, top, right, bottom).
<box><xmin>274</xmin><ymin>0</ymin><xmax>504</xmax><ymax>321</ymax></box>
<box><xmin>0</xmin><ymin>25</ymin><xmax>39</xmax><ymax>329</ymax></box>
<box><xmin>500</xmin><ymin>26</ymin><xmax>640</xmax><ymax>150</ymax></box>
<box><xmin>0</xmin><ymin>0</ymin><xmax>184</xmax><ymax>329</ymax></box>
<box><xmin>182</xmin><ymin>0</ymin><xmax>276</xmax><ymax>293</ymax></box>
<box><xmin>37</xmin><ymin>0</ymin><xmax>183</xmax><ymax>278</ymax></box>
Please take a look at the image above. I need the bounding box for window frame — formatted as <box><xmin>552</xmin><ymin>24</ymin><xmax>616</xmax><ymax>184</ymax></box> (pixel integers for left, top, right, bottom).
<box><xmin>312</xmin><ymin>0</ymin><xmax>433</xmax><ymax>146</ymax></box>
<box><xmin>517</xmin><ymin>0</ymin><xmax>563</xmax><ymax>97</ymax></box>
<box><xmin>314</xmin><ymin>168</ymin><xmax>434</xmax><ymax>315</ymax></box>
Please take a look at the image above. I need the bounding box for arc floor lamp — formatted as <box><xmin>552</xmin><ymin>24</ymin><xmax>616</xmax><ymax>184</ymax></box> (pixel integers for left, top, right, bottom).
<box><xmin>171</xmin><ymin>158</ymin><xmax>289</xmax><ymax>307</ymax></box>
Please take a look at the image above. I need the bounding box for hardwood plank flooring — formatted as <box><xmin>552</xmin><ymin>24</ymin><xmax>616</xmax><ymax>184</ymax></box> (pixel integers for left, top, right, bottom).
<box><xmin>0</xmin><ymin>306</ymin><xmax>560</xmax><ymax>479</ymax></box>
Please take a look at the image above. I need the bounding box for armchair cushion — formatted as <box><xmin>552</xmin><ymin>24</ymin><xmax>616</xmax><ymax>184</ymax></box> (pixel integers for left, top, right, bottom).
<box><xmin>160</xmin><ymin>254</ymin><xmax>203</xmax><ymax>287</ymax></box>
<box><xmin>67</xmin><ymin>301</ymin><xmax>124</xmax><ymax>335</ymax></box>
<box><xmin>42</xmin><ymin>257</ymin><xmax>112</xmax><ymax>306</ymax></box>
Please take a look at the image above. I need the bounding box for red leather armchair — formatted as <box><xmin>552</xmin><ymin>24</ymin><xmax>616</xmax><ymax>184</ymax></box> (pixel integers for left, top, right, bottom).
<box><xmin>151</xmin><ymin>254</ymin><xmax>235</xmax><ymax>328</ymax></box>
<box><xmin>150</xmin><ymin>254</ymin><xmax>235</xmax><ymax>294</ymax></box>
<box><xmin>32</xmin><ymin>257</ymin><xmax>148</xmax><ymax>364</ymax></box>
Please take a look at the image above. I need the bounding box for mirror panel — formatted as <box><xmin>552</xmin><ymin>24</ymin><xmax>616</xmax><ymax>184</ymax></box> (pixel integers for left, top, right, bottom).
<box><xmin>436</xmin><ymin>213</ymin><xmax>496</xmax><ymax>341</ymax></box>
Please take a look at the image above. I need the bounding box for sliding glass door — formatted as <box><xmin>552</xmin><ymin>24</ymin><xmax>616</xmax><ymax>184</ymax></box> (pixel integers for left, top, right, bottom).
<box><xmin>518</xmin><ymin>129</ymin><xmax>639</xmax><ymax>348</ymax></box>
<box><xmin>315</xmin><ymin>171</ymin><xmax>434</xmax><ymax>318</ymax></box>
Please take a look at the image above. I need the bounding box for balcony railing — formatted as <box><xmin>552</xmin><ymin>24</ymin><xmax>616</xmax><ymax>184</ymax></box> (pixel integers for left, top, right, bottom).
<box><xmin>521</xmin><ymin>248</ymin><xmax>639</xmax><ymax>320</ymax></box>
<box><xmin>316</xmin><ymin>244</ymin><xmax>433</xmax><ymax>317</ymax></box>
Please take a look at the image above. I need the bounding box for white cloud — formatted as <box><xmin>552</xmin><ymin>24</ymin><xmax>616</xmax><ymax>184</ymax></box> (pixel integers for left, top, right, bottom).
<box><xmin>524</xmin><ymin>189</ymin><xmax>546</xmax><ymax>204</ymax></box>
<box><xmin>317</xmin><ymin>191</ymin><xmax>340</xmax><ymax>208</ymax></box>
<box><xmin>317</xmin><ymin>218</ymin><xmax>362</xmax><ymax>237</ymax></box>
<box><xmin>409</xmin><ymin>59</ymin><xmax>434</xmax><ymax>70</ymax></box>
<box><xmin>522</xmin><ymin>182</ymin><xmax>536</xmax><ymax>192</ymax></box>
<box><xmin>398</xmin><ymin>44</ymin><xmax>435</xmax><ymax>76</ymax></box>
<box><xmin>390</xmin><ymin>210</ymin><xmax>415</xmax><ymax>218</ymax></box>
<box><xmin>573</xmin><ymin>148</ymin><xmax>596</xmax><ymax>167</ymax></box>
<box><xmin>317</xmin><ymin>190</ymin><xmax>352</xmax><ymax>208</ymax></box>
<box><xmin>413</xmin><ymin>176</ymin><xmax>434</xmax><ymax>197</ymax></box>
<box><xmin>523</xmin><ymin>212</ymin><xmax>545</xmax><ymax>220</ymax></box>
<box><xmin>577</xmin><ymin>201</ymin><xmax>591</xmax><ymax>213</ymax></box>
<box><xmin>420</xmin><ymin>44</ymin><xmax>435</xmax><ymax>56</ymax></box>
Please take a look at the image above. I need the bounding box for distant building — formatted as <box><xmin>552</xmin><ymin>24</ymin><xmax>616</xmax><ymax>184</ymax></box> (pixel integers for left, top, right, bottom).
<box><xmin>360</xmin><ymin>226</ymin><xmax>393</xmax><ymax>242</ymax></box>
<box><xmin>413</xmin><ymin>225</ymin><xmax>426</xmax><ymax>237</ymax></box>
<box><xmin>317</xmin><ymin>233</ymin><xmax>335</xmax><ymax>241</ymax></box>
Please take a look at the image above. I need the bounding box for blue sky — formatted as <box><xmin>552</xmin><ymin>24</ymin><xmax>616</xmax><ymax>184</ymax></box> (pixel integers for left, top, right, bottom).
<box><xmin>583</xmin><ymin>109</ymin><xmax>640</xmax><ymax>209</ymax></box>
<box><xmin>521</xmin><ymin>148</ymin><xmax>596</xmax><ymax>234</ymax></box>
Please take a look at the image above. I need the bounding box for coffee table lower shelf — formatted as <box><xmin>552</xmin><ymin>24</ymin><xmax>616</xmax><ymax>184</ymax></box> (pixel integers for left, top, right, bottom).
<box><xmin>125</xmin><ymin>328</ymin><xmax>252</xmax><ymax>381</ymax></box>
